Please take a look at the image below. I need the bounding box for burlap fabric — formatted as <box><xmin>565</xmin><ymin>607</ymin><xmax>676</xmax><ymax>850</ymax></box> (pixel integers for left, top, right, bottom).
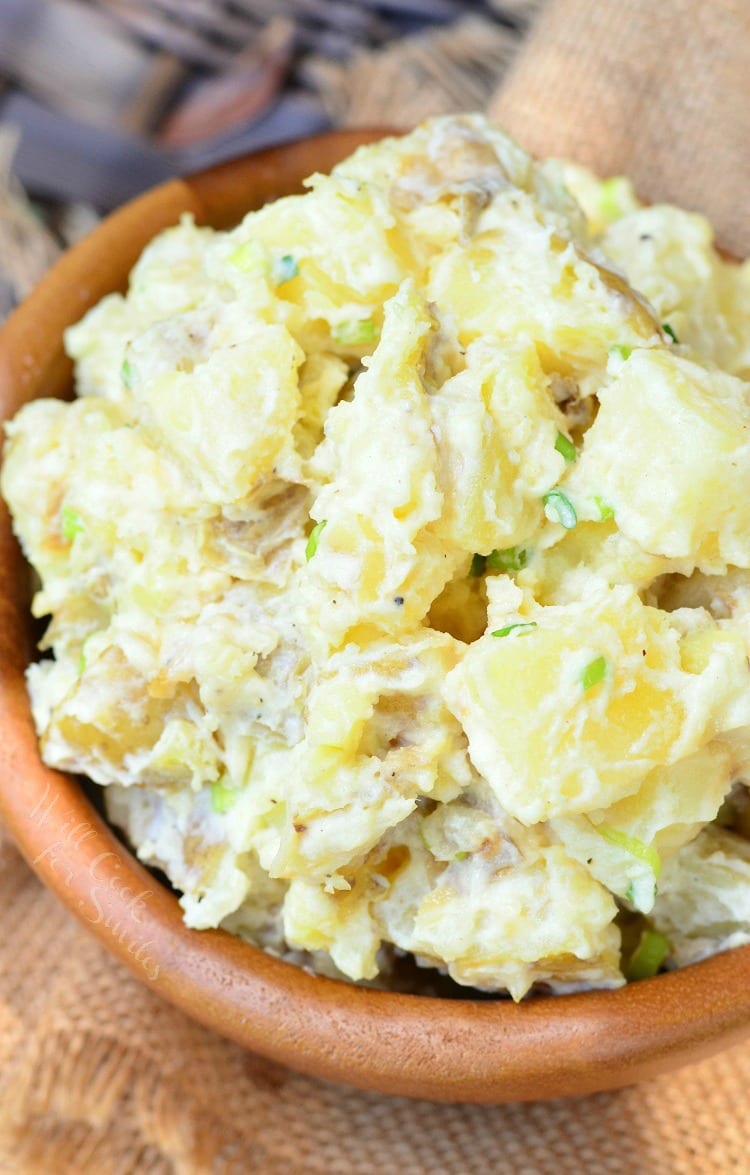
<box><xmin>491</xmin><ymin>0</ymin><xmax>750</xmax><ymax>259</ymax></box>
<box><xmin>2</xmin><ymin>1</ymin><xmax>750</xmax><ymax>1170</ymax></box>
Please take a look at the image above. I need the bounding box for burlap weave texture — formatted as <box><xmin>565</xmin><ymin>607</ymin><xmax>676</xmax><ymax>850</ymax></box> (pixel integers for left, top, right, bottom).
<box><xmin>491</xmin><ymin>0</ymin><xmax>750</xmax><ymax>258</ymax></box>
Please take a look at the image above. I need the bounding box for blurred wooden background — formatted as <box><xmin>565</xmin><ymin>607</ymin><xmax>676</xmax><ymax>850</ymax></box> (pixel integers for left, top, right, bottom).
<box><xmin>0</xmin><ymin>0</ymin><xmax>543</xmax><ymax>316</ymax></box>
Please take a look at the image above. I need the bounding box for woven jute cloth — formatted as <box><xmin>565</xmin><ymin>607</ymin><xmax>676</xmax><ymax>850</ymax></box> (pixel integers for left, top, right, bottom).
<box><xmin>2</xmin><ymin>1</ymin><xmax>750</xmax><ymax>1171</ymax></box>
<box><xmin>491</xmin><ymin>0</ymin><xmax>750</xmax><ymax>258</ymax></box>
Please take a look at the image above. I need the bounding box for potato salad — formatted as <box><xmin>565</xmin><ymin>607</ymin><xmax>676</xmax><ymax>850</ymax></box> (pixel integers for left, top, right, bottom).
<box><xmin>4</xmin><ymin>115</ymin><xmax>750</xmax><ymax>999</ymax></box>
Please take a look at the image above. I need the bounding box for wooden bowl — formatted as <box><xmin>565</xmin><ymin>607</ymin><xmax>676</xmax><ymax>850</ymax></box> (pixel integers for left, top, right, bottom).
<box><xmin>1</xmin><ymin>132</ymin><xmax>749</xmax><ymax>1103</ymax></box>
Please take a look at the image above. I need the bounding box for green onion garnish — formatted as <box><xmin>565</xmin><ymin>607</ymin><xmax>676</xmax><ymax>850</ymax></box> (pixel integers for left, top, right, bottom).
<box><xmin>593</xmin><ymin>495</ymin><xmax>615</xmax><ymax>522</ymax></box>
<box><xmin>76</xmin><ymin>629</ymin><xmax>103</xmax><ymax>676</ymax></box>
<box><xmin>662</xmin><ymin>322</ymin><xmax>679</xmax><ymax>344</ymax></box>
<box><xmin>121</xmin><ymin>358</ymin><xmax>133</xmax><ymax>389</ymax></box>
<box><xmin>273</xmin><ymin>254</ymin><xmax>299</xmax><ymax>285</ymax></box>
<box><xmin>554</xmin><ymin>431</ymin><xmax>577</xmax><ymax>463</ymax></box>
<box><xmin>610</xmin><ymin>344</ymin><xmax>632</xmax><ymax>361</ymax></box>
<box><xmin>454</xmin><ymin>850</ymin><xmax>469</xmax><ymax>861</ymax></box>
<box><xmin>332</xmin><ymin>318</ymin><xmax>378</xmax><ymax>345</ymax></box>
<box><xmin>470</xmin><ymin>553</ymin><xmax>487</xmax><ymax>577</ymax></box>
<box><xmin>486</xmin><ymin>546</ymin><xmax>529</xmax><ymax>572</ymax></box>
<box><xmin>491</xmin><ymin>621</ymin><xmax>538</xmax><ymax>639</ymax></box>
<box><xmin>581</xmin><ymin>654</ymin><xmax>607</xmax><ymax>691</ymax></box>
<box><xmin>543</xmin><ymin>489</ymin><xmax>577</xmax><ymax>529</ymax></box>
<box><xmin>61</xmin><ymin>505</ymin><xmax>85</xmax><ymax>542</ymax></box>
<box><xmin>625</xmin><ymin>929</ymin><xmax>670</xmax><ymax>981</ymax></box>
<box><xmin>228</xmin><ymin>239</ymin><xmax>266</xmax><ymax>273</ymax></box>
<box><xmin>599</xmin><ymin>176</ymin><xmax>630</xmax><ymax>220</ymax></box>
<box><xmin>597</xmin><ymin>825</ymin><xmax>662</xmax><ymax>877</ymax></box>
<box><xmin>305</xmin><ymin>519</ymin><xmax>327</xmax><ymax>561</ymax></box>
<box><xmin>211</xmin><ymin>778</ymin><xmax>237</xmax><ymax>814</ymax></box>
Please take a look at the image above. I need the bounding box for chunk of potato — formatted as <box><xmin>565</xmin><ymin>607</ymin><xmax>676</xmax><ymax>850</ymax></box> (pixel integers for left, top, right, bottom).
<box><xmin>429</xmin><ymin>338</ymin><xmax>565</xmax><ymax>553</ymax></box>
<box><xmin>302</xmin><ymin>282</ymin><xmax>451</xmax><ymax>646</ymax></box>
<box><xmin>428</xmin><ymin>189</ymin><xmax>659</xmax><ymax>390</ymax></box>
<box><xmin>444</xmin><ymin>580</ymin><xmax>750</xmax><ymax>824</ymax></box>
<box><xmin>566</xmin><ymin>349</ymin><xmax>750</xmax><ymax>570</ymax></box>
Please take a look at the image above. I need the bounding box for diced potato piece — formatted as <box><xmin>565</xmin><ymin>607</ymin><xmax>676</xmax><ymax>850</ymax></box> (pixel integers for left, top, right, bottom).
<box><xmin>428</xmin><ymin>190</ymin><xmax>659</xmax><ymax>390</ymax></box>
<box><xmin>228</xmin><ymin>169</ymin><xmax>412</xmax><ymax>349</ymax></box>
<box><xmin>282</xmin><ymin>824</ymin><xmax>434</xmax><ymax>981</ymax></box>
<box><xmin>444</xmin><ymin>580</ymin><xmax>750</xmax><ymax>824</ymax></box>
<box><xmin>65</xmin><ymin>216</ymin><xmax>216</xmax><ymax>403</ymax></box>
<box><xmin>429</xmin><ymin>339</ymin><xmax>565</xmax><ymax>553</ymax></box>
<box><xmin>650</xmin><ymin>826</ymin><xmax>750</xmax><ymax>967</ymax></box>
<box><xmin>551</xmin><ymin>741</ymin><xmax>734</xmax><ymax>911</ymax></box>
<box><xmin>2</xmin><ymin>395</ymin><xmax>220</xmax><ymax>648</ymax></box>
<box><xmin>133</xmin><ymin>321</ymin><xmax>303</xmax><ymax>505</ymax></box>
<box><xmin>601</xmin><ymin>205</ymin><xmax>750</xmax><ymax>379</ymax></box>
<box><xmin>270</xmin><ymin>630</ymin><xmax>469</xmax><ymax>882</ymax></box>
<box><xmin>31</xmin><ymin>645</ymin><xmax>220</xmax><ymax>790</ymax></box>
<box><xmin>106</xmin><ymin>782</ymin><xmax>286</xmax><ymax>932</ymax></box>
<box><xmin>519</xmin><ymin>521</ymin><xmax>679</xmax><ymax>606</ymax></box>
<box><xmin>409</xmin><ymin>845</ymin><xmax>621</xmax><ymax>1000</ymax></box>
<box><xmin>566</xmin><ymin>350</ymin><xmax>750</xmax><ymax>569</ymax></box>
<box><xmin>557</xmin><ymin>162</ymin><xmax>641</xmax><ymax>236</ymax></box>
<box><xmin>302</xmin><ymin>283</ymin><xmax>452</xmax><ymax>646</ymax></box>
<box><xmin>2</xmin><ymin>397</ymin><xmax>124</xmax><ymax>583</ymax></box>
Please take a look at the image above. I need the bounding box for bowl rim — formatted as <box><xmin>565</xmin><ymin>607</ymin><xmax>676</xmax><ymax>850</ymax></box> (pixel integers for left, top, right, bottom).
<box><xmin>1</xmin><ymin>129</ymin><xmax>749</xmax><ymax>1104</ymax></box>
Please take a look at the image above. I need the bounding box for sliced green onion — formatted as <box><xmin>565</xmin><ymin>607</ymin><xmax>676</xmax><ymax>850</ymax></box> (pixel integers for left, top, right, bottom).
<box><xmin>121</xmin><ymin>357</ymin><xmax>133</xmax><ymax>389</ymax></box>
<box><xmin>599</xmin><ymin>176</ymin><xmax>630</xmax><ymax>220</ymax></box>
<box><xmin>662</xmin><ymin>322</ymin><xmax>679</xmax><ymax>344</ymax></box>
<box><xmin>332</xmin><ymin>318</ymin><xmax>378</xmax><ymax>345</ymax></box>
<box><xmin>554</xmin><ymin>431</ymin><xmax>577</xmax><ymax>463</ymax></box>
<box><xmin>76</xmin><ymin>629</ymin><xmax>103</xmax><ymax>676</ymax></box>
<box><xmin>610</xmin><ymin>344</ymin><xmax>632</xmax><ymax>361</ymax></box>
<box><xmin>273</xmin><ymin>253</ymin><xmax>299</xmax><ymax>285</ymax></box>
<box><xmin>491</xmin><ymin>621</ymin><xmax>538</xmax><ymax>639</ymax></box>
<box><xmin>486</xmin><ymin>546</ymin><xmax>529</xmax><ymax>572</ymax></box>
<box><xmin>454</xmin><ymin>850</ymin><xmax>469</xmax><ymax>861</ymax></box>
<box><xmin>543</xmin><ymin>489</ymin><xmax>577</xmax><ymax>529</ymax></box>
<box><xmin>598</xmin><ymin>824</ymin><xmax>662</xmax><ymax>878</ymax></box>
<box><xmin>228</xmin><ymin>239</ymin><xmax>266</xmax><ymax>274</ymax></box>
<box><xmin>593</xmin><ymin>495</ymin><xmax>615</xmax><ymax>522</ymax></box>
<box><xmin>61</xmin><ymin>505</ymin><xmax>85</xmax><ymax>542</ymax></box>
<box><xmin>211</xmin><ymin>778</ymin><xmax>237</xmax><ymax>814</ymax></box>
<box><xmin>581</xmin><ymin>654</ymin><xmax>607</xmax><ymax>691</ymax></box>
<box><xmin>469</xmin><ymin>553</ymin><xmax>487</xmax><ymax>577</ymax></box>
<box><xmin>625</xmin><ymin>929</ymin><xmax>670</xmax><ymax>981</ymax></box>
<box><xmin>305</xmin><ymin>519</ymin><xmax>327</xmax><ymax>561</ymax></box>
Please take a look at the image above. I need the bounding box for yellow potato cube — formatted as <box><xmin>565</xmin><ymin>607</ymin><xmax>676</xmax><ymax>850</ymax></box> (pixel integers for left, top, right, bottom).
<box><xmin>302</xmin><ymin>283</ymin><xmax>452</xmax><ymax>646</ymax></box>
<box><xmin>444</xmin><ymin>581</ymin><xmax>750</xmax><ymax>824</ymax></box>
<box><xmin>410</xmin><ymin>846</ymin><xmax>621</xmax><ymax>1000</ymax></box>
<box><xmin>428</xmin><ymin>191</ymin><xmax>659</xmax><ymax>390</ymax></box>
<box><xmin>566</xmin><ymin>349</ymin><xmax>750</xmax><ymax>569</ymax></box>
<box><xmin>135</xmin><ymin>323</ymin><xmax>303</xmax><ymax>505</ymax></box>
<box><xmin>551</xmin><ymin>741</ymin><xmax>734</xmax><ymax>911</ymax></box>
<box><xmin>429</xmin><ymin>339</ymin><xmax>565</xmax><ymax>553</ymax></box>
